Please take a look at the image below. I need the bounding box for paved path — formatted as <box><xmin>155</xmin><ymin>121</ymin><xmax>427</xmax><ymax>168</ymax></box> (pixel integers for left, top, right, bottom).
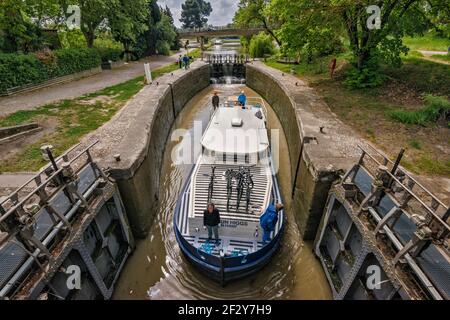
<box><xmin>415</xmin><ymin>50</ymin><xmax>450</xmax><ymax>66</ymax></box>
<box><xmin>0</xmin><ymin>50</ymin><xmax>186</xmax><ymax>117</ymax></box>
<box><xmin>0</xmin><ymin>173</ymin><xmax>35</xmax><ymax>198</ymax></box>
<box><xmin>418</xmin><ymin>50</ymin><xmax>448</xmax><ymax>57</ymax></box>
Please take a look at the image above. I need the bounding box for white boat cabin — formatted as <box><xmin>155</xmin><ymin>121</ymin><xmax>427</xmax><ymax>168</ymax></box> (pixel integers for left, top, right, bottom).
<box><xmin>186</xmin><ymin>97</ymin><xmax>274</xmax><ymax>242</ymax></box>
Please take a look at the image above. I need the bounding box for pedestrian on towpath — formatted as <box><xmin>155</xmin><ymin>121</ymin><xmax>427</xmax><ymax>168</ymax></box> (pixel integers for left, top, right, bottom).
<box><xmin>183</xmin><ymin>55</ymin><xmax>190</xmax><ymax>69</ymax></box>
<box><xmin>178</xmin><ymin>55</ymin><xmax>183</xmax><ymax>69</ymax></box>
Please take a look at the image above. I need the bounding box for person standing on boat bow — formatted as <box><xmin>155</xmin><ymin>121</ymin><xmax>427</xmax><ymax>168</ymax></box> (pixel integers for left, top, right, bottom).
<box><xmin>260</xmin><ymin>203</ymin><xmax>284</xmax><ymax>244</ymax></box>
<box><xmin>212</xmin><ymin>92</ymin><xmax>220</xmax><ymax>110</ymax></box>
<box><xmin>204</xmin><ymin>203</ymin><xmax>221</xmax><ymax>244</ymax></box>
<box><xmin>238</xmin><ymin>91</ymin><xmax>247</xmax><ymax>107</ymax></box>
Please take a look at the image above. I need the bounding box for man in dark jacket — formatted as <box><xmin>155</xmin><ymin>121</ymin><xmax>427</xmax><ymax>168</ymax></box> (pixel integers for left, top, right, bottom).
<box><xmin>212</xmin><ymin>92</ymin><xmax>220</xmax><ymax>110</ymax></box>
<box><xmin>204</xmin><ymin>203</ymin><xmax>221</xmax><ymax>243</ymax></box>
<box><xmin>260</xmin><ymin>203</ymin><xmax>283</xmax><ymax>243</ymax></box>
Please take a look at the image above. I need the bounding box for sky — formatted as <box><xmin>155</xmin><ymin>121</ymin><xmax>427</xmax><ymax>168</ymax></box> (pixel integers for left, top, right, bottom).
<box><xmin>158</xmin><ymin>0</ymin><xmax>239</xmax><ymax>28</ymax></box>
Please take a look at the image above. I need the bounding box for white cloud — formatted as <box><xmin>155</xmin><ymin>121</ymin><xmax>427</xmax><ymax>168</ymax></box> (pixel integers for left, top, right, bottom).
<box><xmin>158</xmin><ymin>0</ymin><xmax>238</xmax><ymax>28</ymax></box>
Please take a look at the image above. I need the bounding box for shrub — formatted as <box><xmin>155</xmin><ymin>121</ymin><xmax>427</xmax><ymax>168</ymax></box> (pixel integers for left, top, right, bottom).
<box><xmin>0</xmin><ymin>53</ymin><xmax>49</xmax><ymax>93</ymax></box>
<box><xmin>53</xmin><ymin>48</ymin><xmax>101</xmax><ymax>77</ymax></box>
<box><xmin>0</xmin><ymin>48</ymin><xmax>101</xmax><ymax>94</ymax></box>
<box><xmin>94</xmin><ymin>36</ymin><xmax>123</xmax><ymax>62</ymax></box>
<box><xmin>58</xmin><ymin>29</ymin><xmax>87</xmax><ymax>49</ymax></box>
<box><xmin>33</xmin><ymin>50</ymin><xmax>58</xmax><ymax>72</ymax></box>
<box><xmin>388</xmin><ymin>94</ymin><xmax>450</xmax><ymax>126</ymax></box>
<box><xmin>249</xmin><ymin>33</ymin><xmax>275</xmax><ymax>58</ymax></box>
<box><xmin>96</xmin><ymin>47</ymin><xmax>123</xmax><ymax>62</ymax></box>
<box><xmin>156</xmin><ymin>40</ymin><xmax>171</xmax><ymax>56</ymax></box>
<box><xmin>344</xmin><ymin>55</ymin><xmax>385</xmax><ymax>89</ymax></box>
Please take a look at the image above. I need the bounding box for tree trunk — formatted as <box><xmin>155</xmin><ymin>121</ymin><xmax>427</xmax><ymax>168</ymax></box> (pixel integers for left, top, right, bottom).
<box><xmin>85</xmin><ymin>30</ymin><xmax>95</xmax><ymax>48</ymax></box>
<box><xmin>357</xmin><ymin>50</ymin><xmax>370</xmax><ymax>70</ymax></box>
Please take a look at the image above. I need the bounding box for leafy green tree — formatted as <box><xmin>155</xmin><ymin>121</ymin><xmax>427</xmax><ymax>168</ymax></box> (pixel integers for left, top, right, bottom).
<box><xmin>249</xmin><ymin>32</ymin><xmax>274</xmax><ymax>58</ymax></box>
<box><xmin>179</xmin><ymin>0</ymin><xmax>212</xmax><ymax>30</ymax></box>
<box><xmin>427</xmin><ymin>0</ymin><xmax>450</xmax><ymax>37</ymax></box>
<box><xmin>155</xmin><ymin>13</ymin><xmax>177</xmax><ymax>55</ymax></box>
<box><xmin>60</xmin><ymin>0</ymin><xmax>118</xmax><ymax>48</ymax></box>
<box><xmin>162</xmin><ymin>5</ymin><xmax>181</xmax><ymax>50</ymax></box>
<box><xmin>108</xmin><ymin>0</ymin><xmax>149</xmax><ymax>60</ymax></box>
<box><xmin>264</xmin><ymin>0</ymin><xmax>431</xmax><ymax>70</ymax></box>
<box><xmin>266</xmin><ymin>0</ymin><xmax>343</xmax><ymax>62</ymax></box>
<box><xmin>234</xmin><ymin>0</ymin><xmax>281</xmax><ymax>46</ymax></box>
<box><xmin>1</xmin><ymin>0</ymin><xmax>31</xmax><ymax>52</ymax></box>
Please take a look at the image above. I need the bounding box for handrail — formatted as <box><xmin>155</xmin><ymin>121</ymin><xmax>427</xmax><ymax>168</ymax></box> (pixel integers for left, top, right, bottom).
<box><xmin>355</xmin><ymin>145</ymin><xmax>450</xmax><ymax>234</ymax></box>
<box><xmin>0</xmin><ymin>141</ymin><xmax>99</xmax><ymax>224</ymax></box>
<box><xmin>358</xmin><ymin>144</ymin><xmax>448</xmax><ymax>209</ymax></box>
<box><xmin>0</xmin><ymin>143</ymin><xmax>81</xmax><ymax>207</ymax></box>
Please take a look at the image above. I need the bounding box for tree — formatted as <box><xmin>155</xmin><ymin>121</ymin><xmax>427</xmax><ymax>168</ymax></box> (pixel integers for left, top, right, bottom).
<box><xmin>155</xmin><ymin>13</ymin><xmax>177</xmax><ymax>55</ymax></box>
<box><xmin>0</xmin><ymin>0</ymin><xmax>43</xmax><ymax>52</ymax></box>
<box><xmin>161</xmin><ymin>5</ymin><xmax>181</xmax><ymax>50</ymax></box>
<box><xmin>263</xmin><ymin>0</ymin><xmax>433</xmax><ymax>72</ymax></box>
<box><xmin>179</xmin><ymin>0</ymin><xmax>212</xmax><ymax>30</ymax></box>
<box><xmin>234</xmin><ymin>0</ymin><xmax>282</xmax><ymax>46</ymax></box>
<box><xmin>109</xmin><ymin>0</ymin><xmax>149</xmax><ymax>60</ymax></box>
<box><xmin>249</xmin><ymin>32</ymin><xmax>274</xmax><ymax>58</ymax></box>
<box><xmin>59</xmin><ymin>0</ymin><xmax>117</xmax><ymax>48</ymax></box>
<box><xmin>426</xmin><ymin>0</ymin><xmax>450</xmax><ymax>37</ymax></box>
<box><xmin>266</xmin><ymin>0</ymin><xmax>343</xmax><ymax>61</ymax></box>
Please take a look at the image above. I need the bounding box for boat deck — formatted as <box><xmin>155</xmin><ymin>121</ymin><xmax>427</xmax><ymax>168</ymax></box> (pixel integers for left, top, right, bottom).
<box><xmin>177</xmin><ymin>164</ymin><xmax>283</xmax><ymax>257</ymax></box>
<box><xmin>191</xmin><ymin>162</ymin><xmax>271</xmax><ymax>219</ymax></box>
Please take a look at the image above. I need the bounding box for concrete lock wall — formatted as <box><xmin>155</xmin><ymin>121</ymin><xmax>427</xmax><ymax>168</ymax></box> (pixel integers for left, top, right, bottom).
<box><xmin>87</xmin><ymin>61</ymin><xmax>210</xmax><ymax>238</ymax></box>
<box><xmin>246</xmin><ymin>62</ymin><xmax>362</xmax><ymax>240</ymax></box>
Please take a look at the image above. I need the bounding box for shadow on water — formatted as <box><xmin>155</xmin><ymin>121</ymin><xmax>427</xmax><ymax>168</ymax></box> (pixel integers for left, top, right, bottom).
<box><xmin>112</xmin><ymin>84</ymin><xmax>332</xmax><ymax>300</ymax></box>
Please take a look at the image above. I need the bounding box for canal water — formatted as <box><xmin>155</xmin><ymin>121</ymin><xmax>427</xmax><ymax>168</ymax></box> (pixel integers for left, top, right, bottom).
<box><xmin>113</xmin><ymin>82</ymin><xmax>332</xmax><ymax>300</ymax></box>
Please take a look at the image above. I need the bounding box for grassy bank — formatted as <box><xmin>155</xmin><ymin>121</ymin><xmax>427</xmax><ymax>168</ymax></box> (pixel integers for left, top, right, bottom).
<box><xmin>0</xmin><ymin>62</ymin><xmax>179</xmax><ymax>173</ymax></box>
<box><xmin>264</xmin><ymin>55</ymin><xmax>450</xmax><ymax>177</ymax></box>
<box><xmin>403</xmin><ymin>34</ymin><xmax>450</xmax><ymax>51</ymax></box>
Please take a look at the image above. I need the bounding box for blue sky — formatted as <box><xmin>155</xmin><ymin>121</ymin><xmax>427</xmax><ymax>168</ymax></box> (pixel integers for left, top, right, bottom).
<box><xmin>158</xmin><ymin>0</ymin><xmax>239</xmax><ymax>28</ymax></box>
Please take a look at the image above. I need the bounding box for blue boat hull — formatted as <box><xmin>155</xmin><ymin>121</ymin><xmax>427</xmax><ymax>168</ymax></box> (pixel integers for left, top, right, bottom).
<box><xmin>173</xmin><ymin>165</ymin><xmax>285</xmax><ymax>285</ymax></box>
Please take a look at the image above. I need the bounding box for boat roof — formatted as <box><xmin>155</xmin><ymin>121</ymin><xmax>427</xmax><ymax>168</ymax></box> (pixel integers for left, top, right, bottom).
<box><xmin>201</xmin><ymin>107</ymin><xmax>269</xmax><ymax>155</ymax></box>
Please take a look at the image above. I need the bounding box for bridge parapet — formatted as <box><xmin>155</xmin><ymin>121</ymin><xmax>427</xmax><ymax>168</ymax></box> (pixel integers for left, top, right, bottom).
<box><xmin>178</xmin><ymin>26</ymin><xmax>265</xmax><ymax>37</ymax></box>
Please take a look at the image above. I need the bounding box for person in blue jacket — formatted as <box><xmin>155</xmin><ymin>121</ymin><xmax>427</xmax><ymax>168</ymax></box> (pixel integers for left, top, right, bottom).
<box><xmin>260</xmin><ymin>203</ymin><xmax>284</xmax><ymax>243</ymax></box>
<box><xmin>238</xmin><ymin>91</ymin><xmax>247</xmax><ymax>107</ymax></box>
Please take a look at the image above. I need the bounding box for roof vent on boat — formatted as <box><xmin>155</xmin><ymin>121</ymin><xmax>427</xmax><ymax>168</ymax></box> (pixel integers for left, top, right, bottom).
<box><xmin>231</xmin><ymin>118</ymin><xmax>243</xmax><ymax>127</ymax></box>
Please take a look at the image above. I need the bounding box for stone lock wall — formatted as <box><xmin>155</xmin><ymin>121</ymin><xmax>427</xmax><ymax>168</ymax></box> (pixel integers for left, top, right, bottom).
<box><xmin>246</xmin><ymin>62</ymin><xmax>363</xmax><ymax>240</ymax></box>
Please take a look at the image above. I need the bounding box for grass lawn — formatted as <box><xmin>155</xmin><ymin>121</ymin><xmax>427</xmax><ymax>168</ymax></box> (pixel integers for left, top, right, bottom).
<box><xmin>431</xmin><ymin>54</ymin><xmax>450</xmax><ymax>63</ymax></box>
<box><xmin>264</xmin><ymin>55</ymin><xmax>450</xmax><ymax>177</ymax></box>
<box><xmin>403</xmin><ymin>34</ymin><xmax>450</xmax><ymax>52</ymax></box>
<box><xmin>0</xmin><ymin>62</ymin><xmax>179</xmax><ymax>173</ymax></box>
